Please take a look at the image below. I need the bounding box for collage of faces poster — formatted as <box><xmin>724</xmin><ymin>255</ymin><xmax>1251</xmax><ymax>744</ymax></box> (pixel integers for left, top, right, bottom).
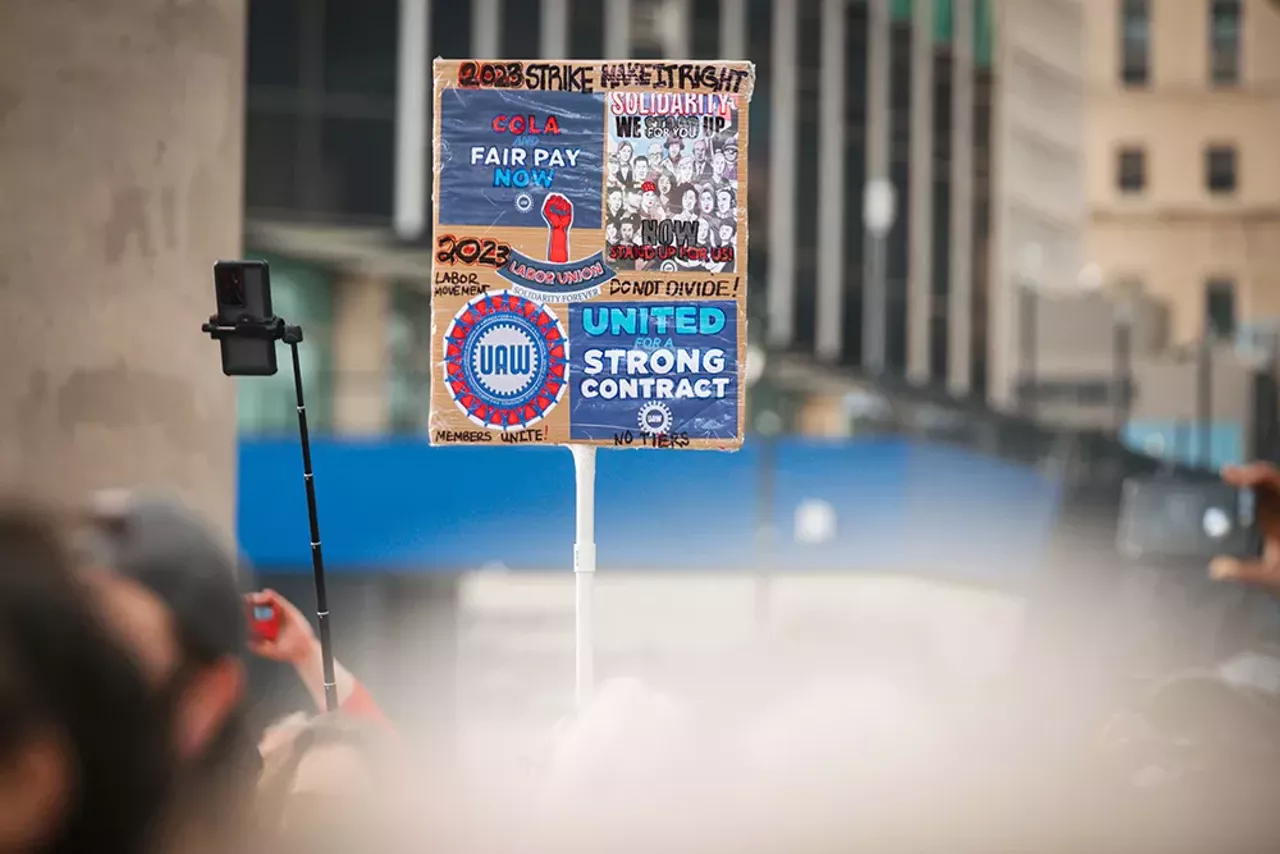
<box><xmin>429</xmin><ymin>59</ymin><xmax>755</xmax><ymax>450</ymax></box>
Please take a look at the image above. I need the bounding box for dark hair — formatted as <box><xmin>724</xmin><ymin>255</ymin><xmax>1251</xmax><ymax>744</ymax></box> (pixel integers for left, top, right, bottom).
<box><xmin>0</xmin><ymin>505</ymin><xmax>174</xmax><ymax>854</ymax></box>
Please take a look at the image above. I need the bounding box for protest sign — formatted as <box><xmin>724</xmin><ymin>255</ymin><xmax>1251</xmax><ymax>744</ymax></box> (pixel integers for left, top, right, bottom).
<box><xmin>429</xmin><ymin>59</ymin><xmax>754</xmax><ymax>450</ymax></box>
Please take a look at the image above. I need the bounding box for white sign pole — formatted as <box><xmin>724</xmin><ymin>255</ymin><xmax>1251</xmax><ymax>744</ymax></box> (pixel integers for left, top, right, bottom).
<box><xmin>568</xmin><ymin>445</ymin><xmax>597</xmax><ymax>708</ymax></box>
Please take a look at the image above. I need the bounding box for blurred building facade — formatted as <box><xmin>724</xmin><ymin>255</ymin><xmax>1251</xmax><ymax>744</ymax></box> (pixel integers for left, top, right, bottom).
<box><xmin>240</xmin><ymin>0</ymin><xmax>1003</xmax><ymax>438</ymax></box>
<box><xmin>1019</xmin><ymin>0</ymin><xmax>1280</xmax><ymax>453</ymax></box>
<box><xmin>1085</xmin><ymin>0</ymin><xmax>1280</xmax><ymax>345</ymax></box>
<box><xmin>238</xmin><ymin>0</ymin><xmax>1278</xmax><ymax>466</ymax></box>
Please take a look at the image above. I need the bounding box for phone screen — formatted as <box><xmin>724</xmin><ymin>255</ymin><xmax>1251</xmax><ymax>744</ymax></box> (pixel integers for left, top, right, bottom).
<box><xmin>252</xmin><ymin>605</ymin><xmax>275</xmax><ymax>622</ymax></box>
<box><xmin>213</xmin><ymin>261</ymin><xmax>278</xmax><ymax>376</ymax></box>
<box><xmin>1118</xmin><ymin>476</ymin><xmax>1259</xmax><ymax>563</ymax></box>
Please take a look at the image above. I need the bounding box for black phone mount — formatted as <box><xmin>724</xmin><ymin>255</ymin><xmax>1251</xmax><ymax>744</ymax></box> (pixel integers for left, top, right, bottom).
<box><xmin>201</xmin><ymin>315</ymin><xmax>339</xmax><ymax>712</ymax></box>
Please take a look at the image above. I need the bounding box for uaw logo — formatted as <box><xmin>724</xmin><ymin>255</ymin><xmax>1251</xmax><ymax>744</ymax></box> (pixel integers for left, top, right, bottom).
<box><xmin>443</xmin><ymin>291</ymin><xmax>568</xmax><ymax>431</ymax></box>
<box><xmin>496</xmin><ymin>192</ymin><xmax>617</xmax><ymax>302</ymax></box>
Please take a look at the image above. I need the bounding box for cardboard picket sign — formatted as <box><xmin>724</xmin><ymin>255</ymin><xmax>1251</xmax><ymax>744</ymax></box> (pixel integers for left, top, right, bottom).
<box><xmin>429</xmin><ymin>59</ymin><xmax>755</xmax><ymax>450</ymax></box>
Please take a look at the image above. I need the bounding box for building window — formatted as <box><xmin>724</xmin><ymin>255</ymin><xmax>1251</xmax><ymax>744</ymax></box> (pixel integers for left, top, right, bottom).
<box><xmin>1205</xmin><ymin>279</ymin><xmax>1237</xmax><ymax>339</ymax></box>
<box><xmin>1205</xmin><ymin>145</ymin><xmax>1238</xmax><ymax>194</ymax></box>
<box><xmin>245</xmin><ymin>0</ymin><xmax>398</xmax><ymax>224</ymax></box>
<box><xmin>1209</xmin><ymin>0</ymin><xmax>1242</xmax><ymax>86</ymax></box>
<box><xmin>1116</xmin><ymin>146</ymin><xmax>1146</xmax><ymax>193</ymax></box>
<box><xmin>1120</xmin><ymin>0</ymin><xmax>1150</xmax><ymax>86</ymax></box>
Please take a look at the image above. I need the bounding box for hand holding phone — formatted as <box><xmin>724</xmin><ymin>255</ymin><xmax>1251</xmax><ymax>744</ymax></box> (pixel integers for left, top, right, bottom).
<box><xmin>243</xmin><ymin>589</ymin><xmax>317</xmax><ymax>664</ymax></box>
<box><xmin>247</xmin><ymin>600</ymin><xmax>282</xmax><ymax>643</ymax></box>
<box><xmin>1211</xmin><ymin>463</ymin><xmax>1280</xmax><ymax>590</ymax></box>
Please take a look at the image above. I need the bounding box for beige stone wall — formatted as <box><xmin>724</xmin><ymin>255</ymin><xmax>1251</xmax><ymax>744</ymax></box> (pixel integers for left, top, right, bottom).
<box><xmin>331</xmin><ymin>275</ymin><xmax>391</xmax><ymax>435</ymax></box>
<box><xmin>1082</xmin><ymin>0</ymin><xmax>1280</xmax><ymax>345</ymax></box>
<box><xmin>987</xmin><ymin>0</ymin><xmax>1089</xmax><ymax>408</ymax></box>
<box><xmin>0</xmin><ymin>0</ymin><xmax>245</xmax><ymax>534</ymax></box>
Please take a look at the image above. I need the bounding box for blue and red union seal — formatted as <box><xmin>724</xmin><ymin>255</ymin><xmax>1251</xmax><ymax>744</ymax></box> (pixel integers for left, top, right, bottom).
<box><xmin>443</xmin><ymin>291</ymin><xmax>569</xmax><ymax>431</ymax></box>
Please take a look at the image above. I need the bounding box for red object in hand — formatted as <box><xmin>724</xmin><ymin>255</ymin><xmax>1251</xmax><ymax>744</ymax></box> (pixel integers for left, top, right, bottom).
<box><xmin>541</xmin><ymin>193</ymin><xmax>574</xmax><ymax>263</ymax></box>
<box><xmin>247</xmin><ymin>600</ymin><xmax>281</xmax><ymax>643</ymax></box>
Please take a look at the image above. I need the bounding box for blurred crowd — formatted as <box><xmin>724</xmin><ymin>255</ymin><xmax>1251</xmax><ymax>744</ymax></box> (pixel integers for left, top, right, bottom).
<box><xmin>6</xmin><ymin>469</ymin><xmax>1280</xmax><ymax>854</ymax></box>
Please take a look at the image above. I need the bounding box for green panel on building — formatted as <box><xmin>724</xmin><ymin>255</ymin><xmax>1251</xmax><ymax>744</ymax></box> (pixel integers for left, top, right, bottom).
<box><xmin>886</xmin><ymin>0</ymin><xmax>993</xmax><ymax>67</ymax></box>
<box><xmin>235</xmin><ymin>252</ymin><xmax>335</xmax><ymax>435</ymax></box>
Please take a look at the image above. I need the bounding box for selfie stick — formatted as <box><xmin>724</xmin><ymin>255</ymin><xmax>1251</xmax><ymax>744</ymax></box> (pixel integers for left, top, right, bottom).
<box><xmin>201</xmin><ymin>316</ymin><xmax>339</xmax><ymax>712</ymax></box>
<box><xmin>568</xmin><ymin>445</ymin><xmax>596</xmax><ymax>708</ymax></box>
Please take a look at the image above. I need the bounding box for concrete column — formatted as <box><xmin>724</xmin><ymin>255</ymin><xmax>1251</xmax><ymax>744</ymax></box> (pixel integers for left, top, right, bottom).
<box><xmin>540</xmin><ymin>0</ymin><xmax>570</xmax><ymax>58</ymax></box>
<box><xmin>906</xmin><ymin>0</ymin><xmax>935</xmax><ymax>383</ymax></box>
<box><xmin>720</xmin><ymin>0</ymin><xmax>748</xmax><ymax>59</ymax></box>
<box><xmin>331</xmin><ymin>275</ymin><xmax>391</xmax><ymax>436</ymax></box>
<box><xmin>862</xmin><ymin>0</ymin><xmax>892</xmax><ymax>373</ymax></box>
<box><xmin>605</xmin><ymin>0</ymin><xmax>634</xmax><ymax>59</ymax></box>
<box><xmin>947</xmin><ymin>0</ymin><xmax>975</xmax><ymax>396</ymax></box>
<box><xmin>767</xmin><ymin>0</ymin><xmax>799</xmax><ymax>348</ymax></box>
<box><xmin>394</xmin><ymin>0</ymin><xmax>430</xmax><ymax>241</ymax></box>
<box><xmin>814</xmin><ymin>0</ymin><xmax>847</xmax><ymax>362</ymax></box>
<box><xmin>0</xmin><ymin>0</ymin><xmax>244</xmax><ymax>535</ymax></box>
<box><xmin>473</xmin><ymin>0</ymin><xmax>501</xmax><ymax>57</ymax></box>
<box><xmin>664</xmin><ymin>0</ymin><xmax>694</xmax><ymax>58</ymax></box>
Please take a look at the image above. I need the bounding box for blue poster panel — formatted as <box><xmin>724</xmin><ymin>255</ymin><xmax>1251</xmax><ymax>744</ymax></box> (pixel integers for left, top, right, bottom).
<box><xmin>437</xmin><ymin>89</ymin><xmax>605</xmax><ymax>230</ymax></box>
<box><xmin>429</xmin><ymin>59</ymin><xmax>754</xmax><ymax>450</ymax></box>
<box><xmin>568</xmin><ymin>301</ymin><xmax>739</xmax><ymax>445</ymax></box>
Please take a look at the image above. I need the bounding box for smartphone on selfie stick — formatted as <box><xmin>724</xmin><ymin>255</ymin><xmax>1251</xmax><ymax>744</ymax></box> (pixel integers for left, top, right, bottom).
<box><xmin>201</xmin><ymin>261</ymin><xmax>339</xmax><ymax>712</ymax></box>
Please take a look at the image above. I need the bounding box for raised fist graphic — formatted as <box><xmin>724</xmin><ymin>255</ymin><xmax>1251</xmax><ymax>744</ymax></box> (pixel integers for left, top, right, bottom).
<box><xmin>541</xmin><ymin>193</ymin><xmax>574</xmax><ymax>263</ymax></box>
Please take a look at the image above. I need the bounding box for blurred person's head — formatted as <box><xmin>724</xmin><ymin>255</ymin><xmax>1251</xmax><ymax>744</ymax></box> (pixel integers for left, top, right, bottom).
<box><xmin>74</xmin><ymin>493</ymin><xmax>257</xmax><ymax>822</ymax></box>
<box><xmin>1081</xmin><ymin>664</ymin><xmax>1280</xmax><ymax>848</ymax></box>
<box><xmin>533</xmin><ymin>678</ymin><xmax>714</xmax><ymax>854</ymax></box>
<box><xmin>1093</xmin><ymin>664</ymin><xmax>1280</xmax><ymax>793</ymax></box>
<box><xmin>256</xmin><ymin>714</ymin><xmax>418</xmax><ymax>854</ymax></box>
<box><xmin>739</xmin><ymin>677</ymin><xmax>947</xmax><ymax>846</ymax></box>
<box><xmin>0</xmin><ymin>504</ymin><xmax>174</xmax><ymax>854</ymax></box>
<box><xmin>539</xmin><ymin>678</ymin><xmax>694</xmax><ymax>812</ymax></box>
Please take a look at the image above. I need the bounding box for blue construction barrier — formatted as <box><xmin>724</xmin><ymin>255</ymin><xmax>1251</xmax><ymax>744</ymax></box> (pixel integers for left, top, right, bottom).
<box><xmin>238</xmin><ymin>437</ymin><xmax>1062</xmax><ymax>585</ymax></box>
